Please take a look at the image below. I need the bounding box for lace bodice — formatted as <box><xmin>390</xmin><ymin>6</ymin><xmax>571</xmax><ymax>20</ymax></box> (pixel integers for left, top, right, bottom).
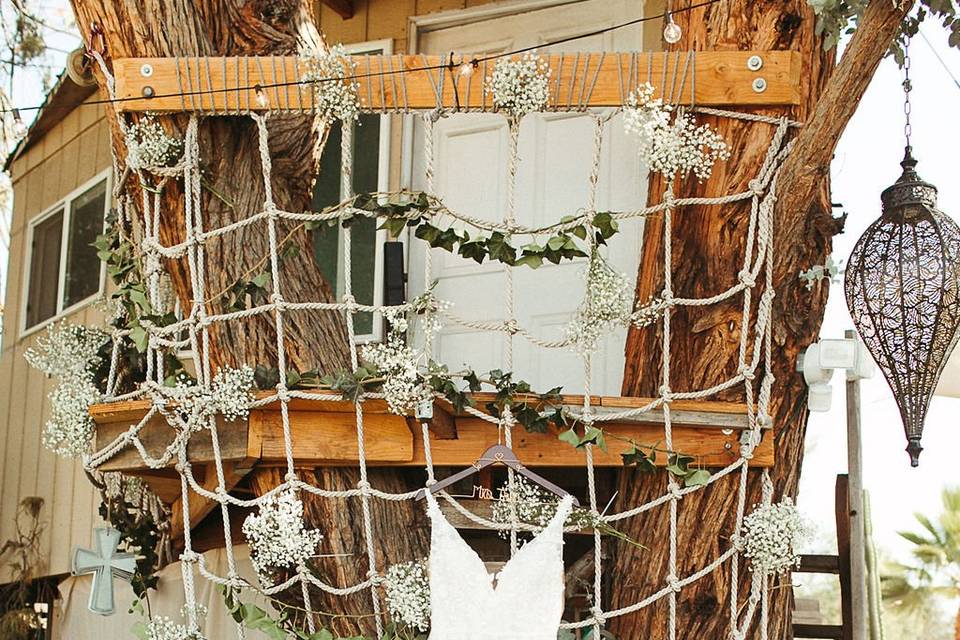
<box><xmin>425</xmin><ymin>493</ymin><xmax>573</xmax><ymax>639</ymax></box>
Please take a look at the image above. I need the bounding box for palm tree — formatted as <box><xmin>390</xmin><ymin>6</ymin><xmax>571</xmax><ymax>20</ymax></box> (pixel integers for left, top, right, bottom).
<box><xmin>882</xmin><ymin>487</ymin><xmax>960</xmax><ymax>640</ymax></box>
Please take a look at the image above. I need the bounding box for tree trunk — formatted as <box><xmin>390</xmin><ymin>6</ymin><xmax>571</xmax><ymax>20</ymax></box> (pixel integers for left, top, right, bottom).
<box><xmin>610</xmin><ymin>1</ymin><xmax>911</xmax><ymax>638</ymax></box>
<box><xmin>70</xmin><ymin>1</ymin><xmax>429</xmax><ymax>635</ymax></box>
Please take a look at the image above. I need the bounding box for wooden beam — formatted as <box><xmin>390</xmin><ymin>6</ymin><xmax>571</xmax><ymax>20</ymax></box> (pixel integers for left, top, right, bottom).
<box><xmin>89</xmin><ymin>393</ymin><xmax>771</xmax><ymax>474</ymax></box>
<box><xmin>111</xmin><ymin>51</ymin><xmax>801</xmax><ymax>113</ymax></box>
<box><xmin>321</xmin><ymin>0</ymin><xmax>354</xmax><ymax>19</ymax></box>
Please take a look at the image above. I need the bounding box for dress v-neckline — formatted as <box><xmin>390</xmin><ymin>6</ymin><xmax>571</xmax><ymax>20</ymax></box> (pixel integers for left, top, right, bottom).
<box><xmin>425</xmin><ymin>492</ymin><xmax>573</xmax><ymax>587</ymax></box>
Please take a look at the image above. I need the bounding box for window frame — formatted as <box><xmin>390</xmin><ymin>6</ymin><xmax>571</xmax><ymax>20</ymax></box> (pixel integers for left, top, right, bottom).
<box><xmin>330</xmin><ymin>39</ymin><xmax>393</xmax><ymax>344</ymax></box>
<box><xmin>20</xmin><ymin>169</ymin><xmax>111</xmax><ymax>338</ymax></box>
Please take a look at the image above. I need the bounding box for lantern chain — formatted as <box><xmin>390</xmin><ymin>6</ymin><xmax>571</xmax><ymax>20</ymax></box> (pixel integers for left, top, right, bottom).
<box><xmin>903</xmin><ymin>39</ymin><xmax>913</xmax><ymax>151</ymax></box>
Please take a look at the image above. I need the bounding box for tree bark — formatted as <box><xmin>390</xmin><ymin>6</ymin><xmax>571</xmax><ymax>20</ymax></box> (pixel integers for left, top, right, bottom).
<box><xmin>610</xmin><ymin>1</ymin><xmax>911</xmax><ymax>638</ymax></box>
<box><xmin>69</xmin><ymin>1</ymin><xmax>430</xmax><ymax>635</ymax></box>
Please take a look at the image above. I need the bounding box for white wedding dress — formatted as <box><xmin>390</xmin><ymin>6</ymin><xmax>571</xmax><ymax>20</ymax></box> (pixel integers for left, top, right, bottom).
<box><xmin>425</xmin><ymin>492</ymin><xmax>573</xmax><ymax>639</ymax></box>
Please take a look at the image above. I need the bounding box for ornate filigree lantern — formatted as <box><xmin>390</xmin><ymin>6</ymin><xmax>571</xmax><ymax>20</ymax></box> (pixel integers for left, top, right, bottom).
<box><xmin>844</xmin><ymin>46</ymin><xmax>960</xmax><ymax>466</ymax></box>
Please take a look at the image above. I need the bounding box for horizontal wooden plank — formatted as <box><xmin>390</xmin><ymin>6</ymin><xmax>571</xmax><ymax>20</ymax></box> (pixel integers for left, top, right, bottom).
<box><xmin>253</xmin><ymin>409</ymin><xmax>414</xmax><ymax>464</ymax></box>
<box><xmin>94</xmin><ymin>413</ymin><xmax>253</xmax><ymax>472</ymax></box>
<box><xmin>793</xmin><ymin>624</ymin><xmax>844</xmax><ymax>639</ymax></box>
<box><xmin>796</xmin><ymin>554</ymin><xmax>841</xmax><ymax>574</ymax></box>
<box><xmin>403</xmin><ymin>417</ymin><xmax>773</xmax><ymax>468</ymax></box>
<box><xmin>112</xmin><ymin>51</ymin><xmax>800</xmax><ymax>112</ymax></box>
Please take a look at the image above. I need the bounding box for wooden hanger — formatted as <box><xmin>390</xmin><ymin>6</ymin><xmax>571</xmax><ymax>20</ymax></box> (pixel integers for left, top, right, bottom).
<box><xmin>417</xmin><ymin>442</ymin><xmax>580</xmax><ymax>506</ymax></box>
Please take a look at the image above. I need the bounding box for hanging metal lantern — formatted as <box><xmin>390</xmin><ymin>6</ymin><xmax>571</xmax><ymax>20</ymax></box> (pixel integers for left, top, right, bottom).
<box><xmin>845</xmin><ymin>149</ymin><xmax>960</xmax><ymax>466</ymax></box>
<box><xmin>845</xmin><ymin>42</ymin><xmax>960</xmax><ymax>467</ymax></box>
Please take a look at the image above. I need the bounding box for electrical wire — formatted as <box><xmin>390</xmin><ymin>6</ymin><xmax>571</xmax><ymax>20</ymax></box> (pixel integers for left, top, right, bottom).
<box><xmin>0</xmin><ymin>0</ymin><xmax>722</xmax><ymax>115</ymax></box>
<box><xmin>918</xmin><ymin>28</ymin><xmax>960</xmax><ymax>91</ymax></box>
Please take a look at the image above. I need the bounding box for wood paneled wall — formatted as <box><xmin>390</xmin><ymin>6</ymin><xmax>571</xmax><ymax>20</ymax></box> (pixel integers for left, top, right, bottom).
<box><xmin>0</xmin><ymin>93</ymin><xmax>112</xmax><ymax>582</ymax></box>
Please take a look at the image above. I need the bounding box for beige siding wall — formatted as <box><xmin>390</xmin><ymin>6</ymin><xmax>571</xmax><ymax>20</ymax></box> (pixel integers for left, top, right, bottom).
<box><xmin>0</xmin><ymin>92</ymin><xmax>112</xmax><ymax>582</ymax></box>
<box><xmin>317</xmin><ymin>0</ymin><xmax>505</xmax><ymax>53</ymax></box>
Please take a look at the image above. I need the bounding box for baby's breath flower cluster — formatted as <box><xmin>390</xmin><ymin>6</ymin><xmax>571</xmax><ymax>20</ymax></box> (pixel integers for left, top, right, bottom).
<box><xmin>302</xmin><ymin>43</ymin><xmax>361</xmax><ymax>122</ymax></box>
<box><xmin>161</xmin><ymin>366</ymin><xmax>255</xmax><ymax>430</ymax></box>
<box><xmin>141</xmin><ymin>605</ymin><xmax>208</xmax><ymax>640</ymax></box>
<box><xmin>125</xmin><ymin>117</ymin><xmax>183</xmax><ymax>170</ymax></box>
<box><xmin>487</xmin><ymin>52</ymin><xmax>551</xmax><ymax>119</ymax></box>
<box><xmin>741</xmin><ymin>497</ymin><xmax>812</xmax><ymax>576</ymax></box>
<box><xmin>566</xmin><ymin>254</ymin><xmax>632</xmax><ymax>355</ymax></box>
<box><xmin>242</xmin><ymin>489</ymin><xmax>323</xmax><ymax>578</ymax></box>
<box><xmin>624</xmin><ymin>83</ymin><xmax>730</xmax><ymax>182</ymax></box>
<box><xmin>490</xmin><ymin>477</ymin><xmax>597</xmax><ymax>541</ymax></box>
<box><xmin>383</xmin><ymin>559</ymin><xmax>430</xmax><ymax>631</ymax></box>
<box><xmin>24</xmin><ymin>322</ymin><xmax>109</xmax><ymax>457</ymax></box>
<box><xmin>631</xmin><ymin>292</ymin><xmax>670</xmax><ymax>328</ymax></box>
<box><xmin>360</xmin><ymin>304</ymin><xmax>446</xmax><ymax>415</ymax></box>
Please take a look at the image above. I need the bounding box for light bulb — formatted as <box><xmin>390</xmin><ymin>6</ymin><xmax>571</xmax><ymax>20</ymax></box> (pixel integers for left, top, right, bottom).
<box><xmin>663</xmin><ymin>15</ymin><xmax>682</xmax><ymax>44</ymax></box>
<box><xmin>254</xmin><ymin>84</ymin><xmax>269</xmax><ymax>109</ymax></box>
<box><xmin>11</xmin><ymin>109</ymin><xmax>26</xmax><ymax>138</ymax></box>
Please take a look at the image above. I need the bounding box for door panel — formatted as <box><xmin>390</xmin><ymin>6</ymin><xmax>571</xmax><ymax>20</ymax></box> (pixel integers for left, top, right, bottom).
<box><xmin>409</xmin><ymin>0</ymin><xmax>647</xmax><ymax>395</ymax></box>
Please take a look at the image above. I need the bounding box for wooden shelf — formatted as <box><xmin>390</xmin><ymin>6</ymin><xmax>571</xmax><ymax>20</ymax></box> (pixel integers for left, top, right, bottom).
<box><xmin>90</xmin><ymin>391</ymin><xmax>772</xmax><ymax>475</ymax></box>
<box><xmin>111</xmin><ymin>51</ymin><xmax>801</xmax><ymax>113</ymax></box>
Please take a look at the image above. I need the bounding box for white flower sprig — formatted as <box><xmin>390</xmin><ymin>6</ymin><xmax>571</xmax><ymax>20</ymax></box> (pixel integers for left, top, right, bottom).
<box><xmin>624</xmin><ymin>83</ymin><xmax>730</xmax><ymax>182</ymax></box>
<box><xmin>490</xmin><ymin>476</ymin><xmax>597</xmax><ymax>542</ymax></box>
<box><xmin>125</xmin><ymin>116</ymin><xmax>183</xmax><ymax>170</ymax></box>
<box><xmin>242</xmin><ymin>489</ymin><xmax>323</xmax><ymax>579</ymax></box>
<box><xmin>487</xmin><ymin>52</ymin><xmax>551</xmax><ymax>119</ymax></box>
<box><xmin>302</xmin><ymin>43</ymin><xmax>361</xmax><ymax>123</ymax></box>
<box><xmin>157</xmin><ymin>366</ymin><xmax>254</xmax><ymax>433</ymax></box>
<box><xmin>566</xmin><ymin>254</ymin><xmax>632</xmax><ymax>356</ymax></box>
<box><xmin>384</xmin><ymin>559</ymin><xmax>431</xmax><ymax>631</ymax></box>
<box><xmin>139</xmin><ymin>604</ymin><xmax>208</xmax><ymax>640</ymax></box>
<box><xmin>741</xmin><ymin>497</ymin><xmax>812</xmax><ymax>576</ymax></box>
<box><xmin>24</xmin><ymin>322</ymin><xmax>109</xmax><ymax>457</ymax></box>
<box><xmin>360</xmin><ymin>300</ymin><xmax>447</xmax><ymax>416</ymax></box>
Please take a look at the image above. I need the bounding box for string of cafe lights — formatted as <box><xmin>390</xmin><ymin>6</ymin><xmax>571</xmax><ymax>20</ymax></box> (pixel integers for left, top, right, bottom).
<box><xmin>0</xmin><ymin>0</ymin><xmax>721</xmax><ymax>121</ymax></box>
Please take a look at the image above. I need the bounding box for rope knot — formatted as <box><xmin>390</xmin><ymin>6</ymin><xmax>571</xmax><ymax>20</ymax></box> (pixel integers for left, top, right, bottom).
<box><xmin>659</xmin><ymin>385</ymin><xmax>672</xmax><ymax>400</ymax></box>
<box><xmin>737</xmin><ymin>365</ymin><xmax>755</xmax><ymax>381</ymax></box>
<box><xmin>503</xmin><ymin>319</ymin><xmax>519</xmax><ymax>335</ymax></box>
<box><xmin>357</xmin><ymin>479</ymin><xmax>371</xmax><ymax>492</ymax></box>
<box><xmin>669</xmin><ymin>483</ymin><xmax>684</xmax><ymax>499</ymax></box>
<box><xmin>666</xmin><ymin>574</ymin><xmax>682</xmax><ymax>593</ymax></box>
<box><xmin>342</xmin><ymin>293</ymin><xmax>357</xmax><ymax>306</ymax></box>
<box><xmin>748</xmin><ymin>179</ymin><xmax>764</xmax><ymax>196</ymax></box>
<box><xmin>589</xmin><ymin>607</ymin><xmax>607</xmax><ymax>624</ymax></box>
<box><xmin>270</xmin><ymin>292</ymin><xmax>285</xmax><ymax>306</ymax></box>
<box><xmin>757</xmin><ymin>413</ymin><xmax>773</xmax><ymax>428</ymax></box>
<box><xmin>180</xmin><ymin>550</ymin><xmax>199</xmax><ymax>564</ymax></box>
<box><xmin>737</xmin><ymin>269</ymin><xmax>756</xmax><ymax>287</ymax></box>
<box><xmin>284</xmin><ymin>472</ymin><xmax>299</xmax><ymax>484</ymax></box>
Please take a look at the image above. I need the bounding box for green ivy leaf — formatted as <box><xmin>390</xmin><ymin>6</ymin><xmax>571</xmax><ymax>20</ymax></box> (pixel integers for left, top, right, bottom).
<box><xmin>684</xmin><ymin>469</ymin><xmax>711</xmax><ymax>487</ymax></box>
<box><xmin>558</xmin><ymin>428</ymin><xmax>581</xmax><ymax>447</ymax></box>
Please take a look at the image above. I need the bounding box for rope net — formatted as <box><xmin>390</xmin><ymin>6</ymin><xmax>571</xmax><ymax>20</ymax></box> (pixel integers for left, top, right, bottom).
<box><xmin>85</xmin><ymin>50</ymin><xmax>795</xmax><ymax>639</ymax></box>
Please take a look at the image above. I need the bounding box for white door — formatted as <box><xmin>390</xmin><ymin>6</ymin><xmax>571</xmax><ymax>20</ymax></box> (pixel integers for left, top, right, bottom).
<box><xmin>408</xmin><ymin>0</ymin><xmax>648</xmax><ymax>395</ymax></box>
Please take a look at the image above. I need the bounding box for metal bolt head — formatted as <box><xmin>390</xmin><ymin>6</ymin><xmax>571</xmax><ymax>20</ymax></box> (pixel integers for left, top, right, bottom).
<box><xmin>139</xmin><ymin>63</ymin><xmax>153</xmax><ymax>78</ymax></box>
<box><xmin>141</xmin><ymin>86</ymin><xmax>155</xmax><ymax>98</ymax></box>
<box><xmin>746</xmin><ymin>55</ymin><xmax>763</xmax><ymax>71</ymax></box>
<box><xmin>752</xmin><ymin>77</ymin><xmax>767</xmax><ymax>93</ymax></box>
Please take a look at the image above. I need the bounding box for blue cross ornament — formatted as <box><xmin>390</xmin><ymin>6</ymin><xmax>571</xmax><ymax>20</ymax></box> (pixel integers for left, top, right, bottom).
<box><xmin>72</xmin><ymin>527</ymin><xmax>137</xmax><ymax>615</ymax></box>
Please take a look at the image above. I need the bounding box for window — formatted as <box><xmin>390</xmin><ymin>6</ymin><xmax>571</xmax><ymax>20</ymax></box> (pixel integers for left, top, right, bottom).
<box><xmin>24</xmin><ymin>175</ymin><xmax>108</xmax><ymax>331</ymax></box>
<box><xmin>312</xmin><ymin>42</ymin><xmax>391</xmax><ymax>342</ymax></box>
